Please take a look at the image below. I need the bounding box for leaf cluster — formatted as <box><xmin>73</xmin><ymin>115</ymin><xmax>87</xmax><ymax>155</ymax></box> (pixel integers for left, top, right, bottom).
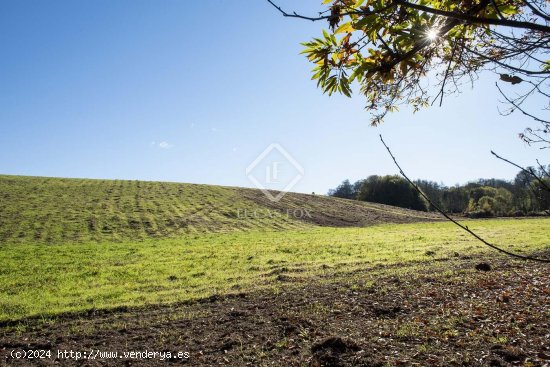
<box><xmin>299</xmin><ymin>0</ymin><xmax>550</xmax><ymax>126</ymax></box>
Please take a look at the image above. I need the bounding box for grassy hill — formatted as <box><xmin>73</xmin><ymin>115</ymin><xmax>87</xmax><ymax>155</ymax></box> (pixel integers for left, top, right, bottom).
<box><xmin>0</xmin><ymin>175</ymin><xmax>440</xmax><ymax>244</ymax></box>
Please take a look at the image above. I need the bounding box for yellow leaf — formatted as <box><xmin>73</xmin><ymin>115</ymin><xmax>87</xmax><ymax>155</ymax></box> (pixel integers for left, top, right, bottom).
<box><xmin>335</xmin><ymin>22</ymin><xmax>354</xmax><ymax>34</ymax></box>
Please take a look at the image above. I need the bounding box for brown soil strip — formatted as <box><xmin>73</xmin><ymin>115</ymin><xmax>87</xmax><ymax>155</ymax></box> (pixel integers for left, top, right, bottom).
<box><xmin>238</xmin><ymin>188</ymin><xmax>443</xmax><ymax>227</ymax></box>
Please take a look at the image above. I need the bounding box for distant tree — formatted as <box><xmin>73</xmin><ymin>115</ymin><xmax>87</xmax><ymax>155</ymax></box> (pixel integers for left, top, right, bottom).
<box><xmin>352</xmin><ymin>179</ymin><xmax>365</xmax><ymax>197</ymax></box>
<box><xmin>414</xmin><ymin>180</ymin><xmax>444</xmax><ymax>210</ymax></box>
<box><xmin>499</xmin><ymin>157</ymin><xmax>550</xmax><ymax>213</ymax></box>
<box><xmin>328</xmin><ymin>179</ymin><xmax>356</xmax><ymax>199</ymax></box>
<box><xmin>466</xmin><ymin>186</ymin><xmax>514</xmax><ymax>217</ymax></box>
<box><xmin>495</xmin><ymin>187</ymin><xmax>514</xmax><ymax>213</ymax></box>
<box><xmin>327</xmin><ymin>164</ymin><xmax>547</xmax><ymax>214</ymax></box>
<box><xmin>441</xmin><ymin>186</ymin><xmax>469</xmax><ymax>213</ymax></box>
<box><xmin>475</xmin><ymin>178</ymin><xmax>515</xmax><ymax>192</ymax></box>
<box><xmin>469</xmin><ymin>186</ymin><xmax>499</xmax><ymax>202</ymax></box>
<box><xmin>515</xmin><ymin>167</ymin><xmax>537</xmax><ymax>188</ymax></box>
<box><xmin>530</xmin><ymin>177</ymin><xmax>550</xmax><ymax>212</ymax></box>
<box><xmin>512</xmin><ymin>168</ymin><xmax>538</xmax><ymax>212</ymax></box>
<box><xmin>357</xmin><ymin>175</ymin><xmax>427</xmax><ymax>211</ymax></box>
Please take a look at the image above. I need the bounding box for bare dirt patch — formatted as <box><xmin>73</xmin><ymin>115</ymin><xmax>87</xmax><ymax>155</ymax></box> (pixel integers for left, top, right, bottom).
<box><xmin>238</xmin><ymin>188</ymin><xmax>443</xmax><ymax>227</ymax></box>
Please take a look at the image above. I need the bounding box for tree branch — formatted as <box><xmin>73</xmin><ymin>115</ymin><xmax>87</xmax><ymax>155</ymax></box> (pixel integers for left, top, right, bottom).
<box><xmin>394</xmin><ymin>0</ymin><xmax>550</xmax><ymax>33</ymax></box>
<box><xmin>491</xmin><ymin>150</ymin><xmax>550</xmax><ymax>192</ymax></box>
<box><xmin>380</xmin><ymin>134</ymin><xmax>550</xmax><ymax>263</ymax></box>
<box><xmin>464</xmin><ymin>45</ymin><xmax>550</xmax><ymax>75</ymax></box>
<box><xmin>537</xmin><ymin>159</ymin><xmax>550</xmax><ymax>177</ymax></box>
<box><xmin>266</xmin><ymin>0</ymin><xmax>333</xmax><ymax>21</ymax></box>
<box><xmin>496</xmin><ymin>82</ymin><xmax>550</xmax><ymax>125</ymax></box>
<box><xmin>520</xmin><ymin>0</ymin><xmax>550</xmax><ymax>21</ymax></box>
<box><xmin>267</xmin><ymin>0</ymin><xmax>550</xmax><ymax>33</ymax></box>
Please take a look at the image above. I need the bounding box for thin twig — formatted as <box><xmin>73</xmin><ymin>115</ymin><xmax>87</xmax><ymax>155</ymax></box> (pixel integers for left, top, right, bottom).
<box><xmin>495</xmin><ymin>83</ymin><xmax>550</xmax><ymax>125</ymax></box>
<box><xmin>267</xmin><ymin>1</ymin><xmax>325</xmax><ymax>21</ymax></box>
<box><xmin>537</xmin><ymin>159</ymin><xmax>549</xmax><ymax>177</ymax></box>
<box><xmin>520</xmin><ymin>0</ymin><xmax>550</xmax><ymax>21</ymax></box>
<box><xmin>464</xmin><ymin>45</ymin><xmax>550</xmax><ymax>75</ymax></box>
<box><xmin>491</xmin><ymin>151</ymin><xmax>550</xmax><ymax>192</ymax></box>
<box><xmin>379</xmin><ymin>134</ymin><xmax>550</xmax><ymax>263</ymax></box>
<box><xmin>432</xmin><ymin>42</ymin><xmax>458</xmax><ymax>107</ymax></box>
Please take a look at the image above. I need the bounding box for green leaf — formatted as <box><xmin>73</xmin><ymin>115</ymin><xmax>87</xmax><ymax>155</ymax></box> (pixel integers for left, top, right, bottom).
<box><xmin>499</xmin><ymin>4</ymin><xmax>520</xmax><ymax>16</ymax></box>
<box><xmin>340</xmin><ymin>78</ymin><xmax>352</xmax><ymax>97</ymax></box>
<box><xmin>353</xmin><ymin>14</ymin><xmax>376</xmax><ymax>30</ymax></box>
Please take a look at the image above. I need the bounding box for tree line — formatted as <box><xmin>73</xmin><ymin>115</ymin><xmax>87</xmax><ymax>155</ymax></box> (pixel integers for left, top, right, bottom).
<box><xmin>328</xmin><ymin>167</ymin><xmax>550</xmax><ymax>217</ymax></box>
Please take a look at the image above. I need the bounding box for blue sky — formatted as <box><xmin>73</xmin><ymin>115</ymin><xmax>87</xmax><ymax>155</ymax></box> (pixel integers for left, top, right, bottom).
<box><xmin>0</xmin><ymin>0</ymin><xmax>547</xmax><ymax>194</ymax></box>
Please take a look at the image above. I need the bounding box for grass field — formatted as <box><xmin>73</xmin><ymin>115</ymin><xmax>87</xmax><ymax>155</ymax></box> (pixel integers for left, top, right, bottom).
<box><xmin>1</xmin><ymin>175</ymin><xmax>549</xmax><ymax>366</ymax></box>
<box><xmin>0</xmin><ymin>175</ymin><xmax>440</xmax><ymax>244</ymax></box>
<box><xmin>1</xmin><ymin>218</ymin><xmax>548</xmax><ymax>322</ymax></box>
<box><xmin>0</xmin><ymin>175</ymin><xmax>305</xmax><ymax>243</ymax></box>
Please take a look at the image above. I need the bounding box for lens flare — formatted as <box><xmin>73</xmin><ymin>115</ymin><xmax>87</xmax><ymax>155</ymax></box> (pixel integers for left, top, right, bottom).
<box><xmin>427</xmin><ymin>29</ymin><xmax>439</xmax><ymax>41</ymax></box>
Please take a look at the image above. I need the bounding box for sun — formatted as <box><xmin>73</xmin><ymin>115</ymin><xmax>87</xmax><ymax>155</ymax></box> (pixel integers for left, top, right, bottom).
<box><xmin>427</xmin><ymin>28</ymin><xmax>439</xmax><ymax>41</ymax></box>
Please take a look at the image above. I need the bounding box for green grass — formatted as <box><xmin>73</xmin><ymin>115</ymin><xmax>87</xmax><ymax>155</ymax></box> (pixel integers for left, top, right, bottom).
<box><xmin>1</xmin><ymin>218</ymin><xmax>548</xmax><ymax>321</ymax></box>
<box><xmin>0</xmin><ymin>175</ymin><xmax>439</xmax><ymax>244</ymax></box>
<box><xmin>0</xmin><ymin>175</ymin><xmax>310</xmax><ymax>243</ymax></box>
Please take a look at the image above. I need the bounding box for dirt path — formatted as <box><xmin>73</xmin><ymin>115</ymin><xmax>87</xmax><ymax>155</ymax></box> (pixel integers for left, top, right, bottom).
<box><xmin>1</xmin><ymin>256</ymin><xmax>549</xmax><ymax>366</ymax></box>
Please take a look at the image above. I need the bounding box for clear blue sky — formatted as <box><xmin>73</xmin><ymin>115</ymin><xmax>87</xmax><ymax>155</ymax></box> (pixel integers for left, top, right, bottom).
<box><xmin>0</xmin><ymin>0</ymin><xmax>546</xmax><ymax>194</ymax></box>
